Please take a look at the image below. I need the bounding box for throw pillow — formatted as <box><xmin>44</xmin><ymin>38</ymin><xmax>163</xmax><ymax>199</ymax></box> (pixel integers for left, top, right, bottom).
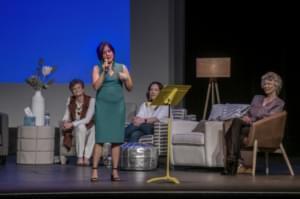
<box><xmin>192</xmin><ymin>120</ymin><xmax>206</xmax><ymax>132</ymax></box>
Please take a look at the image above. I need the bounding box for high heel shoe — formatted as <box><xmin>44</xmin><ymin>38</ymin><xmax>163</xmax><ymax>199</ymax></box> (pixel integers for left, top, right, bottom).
<box><xmin>90</xmin><ymin>167</ymin><xmax>99</xmax><ymax>182</ymax></box>
<box><xmin>111</xmin><ymin>168</ymin><xmax>121</xmax><ymax>181</ymax></box>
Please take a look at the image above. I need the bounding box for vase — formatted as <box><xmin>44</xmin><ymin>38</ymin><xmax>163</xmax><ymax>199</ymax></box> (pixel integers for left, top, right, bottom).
<box><xmin>32</xmin><ymin>90</ymin><xmax>45</xmax><ymax>126</ymax></box>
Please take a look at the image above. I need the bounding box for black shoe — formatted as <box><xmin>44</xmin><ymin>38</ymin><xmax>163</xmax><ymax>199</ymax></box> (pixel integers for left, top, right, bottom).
<box><xmin>90</xmin><ymin>167</ymin><xmax>99</xmax><ymax>182</ymax></box>
<box><xmin>111</xmin><ymin>168</ymin><xmax>121</xmax><ymax>181</ymax></box>
<box><xmin>221</xmin><ymin>159</ymin><xmax>238</xmax><ymax>176</ymax></box>
<box><xmin>228</xmin><ymin>160</ymin><xmax>238</xmax><ymax>175</ymax></box>
<box><xmin>221</xmin><ymin>169</ymin><xmax>231</xmax><ymax>175</ymax></box>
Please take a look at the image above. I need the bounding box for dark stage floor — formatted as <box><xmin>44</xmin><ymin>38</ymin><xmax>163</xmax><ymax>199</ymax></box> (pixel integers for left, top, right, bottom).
<box><xmin>1</xmin><ymin>155</ymin><xmax>300</xmax><ymax>198</ymax></box>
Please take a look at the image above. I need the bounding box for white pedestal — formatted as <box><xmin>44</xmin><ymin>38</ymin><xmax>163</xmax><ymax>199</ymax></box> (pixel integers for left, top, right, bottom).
<box><xmin>17</xmin><ymin>126</ymin><xmax>55</xmax><ymax>164</ymax></box>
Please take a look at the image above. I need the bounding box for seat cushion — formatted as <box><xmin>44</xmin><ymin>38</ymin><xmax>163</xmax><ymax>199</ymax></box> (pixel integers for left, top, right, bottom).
<box><xmin>172</xmin><ymin>132</ymin><xmax>205</xmax><ymax>146</ymax></box>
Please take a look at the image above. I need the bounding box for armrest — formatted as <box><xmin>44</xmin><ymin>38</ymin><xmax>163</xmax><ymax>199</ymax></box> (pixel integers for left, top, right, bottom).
<box><xmin>204</xmin><ymin>121</ymin><xmax>224</xmax><ymax>147</ymax></box>
<box><xmin>204</xmin><ymin>121</ymin><xmax>224</xmax><ymax>167</ymax></box>
<box><xmin>137</xmin><ymin>122</ymin><xmax>168</xmax><ymax>156</ymax></box>
<box><xmin>152</xmin><ymin>122</ymin><xmax>168</xmax><ymax>156</ymax></box>
<box><xmin>154</xmin><ymin>121</ymin><xmax>168</xmax><ymax>135</ymax></box>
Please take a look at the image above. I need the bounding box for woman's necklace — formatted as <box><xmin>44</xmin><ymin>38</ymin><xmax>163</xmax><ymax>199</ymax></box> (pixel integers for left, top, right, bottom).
<box><xmin>76</xmin><ymin>101</ymin><xmax>83</xmax><ymax>116</ymax></box>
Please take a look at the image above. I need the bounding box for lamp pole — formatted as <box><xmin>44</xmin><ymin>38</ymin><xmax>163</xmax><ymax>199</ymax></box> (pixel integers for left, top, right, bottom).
<box><xmin>202</xmin><ymin>78</ymin><xmax>221</xmax><ymax>120</ymax></box>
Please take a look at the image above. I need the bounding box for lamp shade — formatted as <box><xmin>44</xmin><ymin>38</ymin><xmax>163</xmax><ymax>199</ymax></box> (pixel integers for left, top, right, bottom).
<box><xmin>196</xmin><ymin>57</ymin><xmax>231</xmax><ymax>78</ymax></box>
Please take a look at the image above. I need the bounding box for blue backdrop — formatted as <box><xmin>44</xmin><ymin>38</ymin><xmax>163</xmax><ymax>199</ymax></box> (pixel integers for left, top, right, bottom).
<box><xmin>0</xmin><ymin>0</ymin><xmax>130</xmax><ymax>83</ymax></box>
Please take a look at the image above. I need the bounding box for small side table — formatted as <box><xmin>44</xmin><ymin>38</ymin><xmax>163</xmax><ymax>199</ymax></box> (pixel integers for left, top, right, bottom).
<box><xmin>17</xmin><ymin>126</ymin><xmax>55</xmax><ymax>164</ymax></box>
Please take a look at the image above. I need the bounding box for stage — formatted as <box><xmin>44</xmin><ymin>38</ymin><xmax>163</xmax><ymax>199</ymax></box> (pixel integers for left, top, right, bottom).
<box><xmin>0</xmin><ymin>155</ymin><xmax>300</xmax><ymax>198</ymax></box>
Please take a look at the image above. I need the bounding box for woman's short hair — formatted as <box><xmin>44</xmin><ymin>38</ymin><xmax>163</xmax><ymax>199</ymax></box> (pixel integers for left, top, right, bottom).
<box><xmin>96</xmin><ymin>41</ymin><xmax>115</xmax><ymax>61</ymax></box>
<box><xmin>146</xmin><ymin>81</ymin><xmax>164</xmax><ymax>101</ymax></box>
<box><xmin>69</xmin><ymin>79</ymin><xmax>84</xmax><ymax>91</ymax></box>
<box><xmin>261</xmin><ymin>71</ymin><xmax>282</xmax><ymax>95</ymax></box>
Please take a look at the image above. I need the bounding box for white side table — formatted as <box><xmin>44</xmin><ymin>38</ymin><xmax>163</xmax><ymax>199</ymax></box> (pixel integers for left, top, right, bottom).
<box><xmin>17</xmin><ymin>126</ymin><xmax>55</xmax><ymax>164</ymax></box>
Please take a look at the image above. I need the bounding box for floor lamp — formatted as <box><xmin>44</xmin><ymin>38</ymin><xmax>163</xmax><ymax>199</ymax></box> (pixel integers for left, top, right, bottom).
<box><xmin>196</xmin><ymin>57</ymin><xmax>231</xmax><ymax>120</ymax></box>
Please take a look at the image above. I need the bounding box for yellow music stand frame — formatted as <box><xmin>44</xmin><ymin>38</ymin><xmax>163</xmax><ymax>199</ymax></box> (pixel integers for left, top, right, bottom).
<box><xmin>147</xmin><ymin>84</ymin><xmax>191</xmax><ymax>184</ymax></box>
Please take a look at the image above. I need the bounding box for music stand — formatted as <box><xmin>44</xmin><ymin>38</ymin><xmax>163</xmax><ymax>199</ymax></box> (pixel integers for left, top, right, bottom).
<box><xmin>147</xmin><ymin>84</ymin><xmax>191</xmax><ymax>184</ymax></box>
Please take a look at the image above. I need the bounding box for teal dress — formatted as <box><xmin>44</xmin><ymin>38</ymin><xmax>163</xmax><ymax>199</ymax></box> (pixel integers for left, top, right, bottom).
<box><xmin>95</xmin><ymin>62</ymin><xmax>125</xmax><ymax>144</ymax></box>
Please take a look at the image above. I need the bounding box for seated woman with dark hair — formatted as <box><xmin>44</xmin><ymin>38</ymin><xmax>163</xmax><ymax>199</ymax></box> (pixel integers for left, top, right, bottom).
<box><xmin>222</xmin><ymin>71</ymin><xmax>285</xmax><ymax>175</ymax></box>
<box><xmin>124</xmin><ymin>81</ymin><xmax>168</xmax><ymax>143</ymax></box>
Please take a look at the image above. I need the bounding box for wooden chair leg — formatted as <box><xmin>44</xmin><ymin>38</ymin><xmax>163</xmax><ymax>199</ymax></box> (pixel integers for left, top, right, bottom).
<box><xmin>252</xmin><ymin>140</ymin><xmax>258</xmax><ymax>176</ymax></box>
<box><xmin>265</xmin><ymin>152</ymin><xmax>269</xmax><ymax>175</ymax></box>
<box><xmin>280</xmin><ymin>143</ymin><xmax>295</xmax><ymax>176</ymax></box>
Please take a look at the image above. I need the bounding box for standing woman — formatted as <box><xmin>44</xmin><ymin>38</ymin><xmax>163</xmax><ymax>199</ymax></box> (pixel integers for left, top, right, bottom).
<box><xmin>91</xmin><ymin>41</ymin><xmax>133</xmax><ymax>181</ymax></box>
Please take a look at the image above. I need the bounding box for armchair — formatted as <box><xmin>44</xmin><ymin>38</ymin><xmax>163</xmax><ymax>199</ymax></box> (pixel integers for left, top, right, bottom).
<box><xmin>242</xmin><ymin>111</ymin><xmax>294</xmax><ymax>176</ymax></box>
<box><xmin>170</xmin><ymin>120</ymin><xmax>224</xmax><ymax>167</ymax></box>
<box><xmin>0</xmin><ymin>112</ymin><xmax>9</xmax><ymax>164</ymax></box>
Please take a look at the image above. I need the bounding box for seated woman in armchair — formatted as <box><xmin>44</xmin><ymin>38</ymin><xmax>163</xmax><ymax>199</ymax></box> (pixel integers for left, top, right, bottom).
<box><xmin>61</xmin><ymin>79</ymin><xmax>95</xmax><ymax>166</ymax></box>
<box><xmin>124</xmin><ymin>81</ymin><xmax>168</xmax><ymax>143</ymax></box>
<box><xmin>222</xmin><ymin>71</ymin><xmax>285</xmax><ymax>175</ymax></box>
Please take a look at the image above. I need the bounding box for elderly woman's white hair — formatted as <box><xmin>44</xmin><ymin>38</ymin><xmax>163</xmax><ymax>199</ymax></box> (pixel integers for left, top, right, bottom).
<box><xmin>261</xmin><ymin>71</ymin><xmax>282</xmax><ymax>95</ymax></box>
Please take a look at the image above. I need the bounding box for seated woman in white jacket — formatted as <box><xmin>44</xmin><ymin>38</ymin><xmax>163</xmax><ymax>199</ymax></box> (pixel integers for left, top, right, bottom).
<box><xmin>61</xmin><ymin>79</ymin><xmax>95</xmax><ymax>166</ymax></box>
<box><xmin>125</xmin><ymin>81</ymin><xmax>168</xmax><ymax>143</ymax></box>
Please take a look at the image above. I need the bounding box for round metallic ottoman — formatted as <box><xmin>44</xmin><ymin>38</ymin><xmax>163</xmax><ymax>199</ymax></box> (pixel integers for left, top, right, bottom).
<box><xmin>120</xmin><ymin>143</ymin><xmax>158</xmax><ymax>171</ymax></box>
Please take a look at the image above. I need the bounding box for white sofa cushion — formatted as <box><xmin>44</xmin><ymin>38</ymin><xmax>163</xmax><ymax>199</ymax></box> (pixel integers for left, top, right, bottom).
<box><xmin>172</xmin><ymin>132</ymin><xmax>205</xmax><ymax>146</ymax></box>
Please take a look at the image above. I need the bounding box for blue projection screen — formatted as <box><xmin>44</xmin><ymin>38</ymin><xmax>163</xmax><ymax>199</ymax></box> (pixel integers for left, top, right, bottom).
<box><xmin>0</xmin><ymin>0</ymin><xmax>130</xmax><ymax>83</ymax></box>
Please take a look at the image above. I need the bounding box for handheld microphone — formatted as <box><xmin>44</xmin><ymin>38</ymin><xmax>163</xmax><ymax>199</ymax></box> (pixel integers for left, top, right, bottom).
<box><xmin>104</xmin><ymin>59</ymin><xmax>109</xmax><ymax>73</ymax></box>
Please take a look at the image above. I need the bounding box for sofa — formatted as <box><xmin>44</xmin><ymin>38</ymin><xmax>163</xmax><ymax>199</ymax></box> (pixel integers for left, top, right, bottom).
<box><xmin>0</xmin><ymin>112</ymin><xmax>9</xmax><ymax>164</ymax></box>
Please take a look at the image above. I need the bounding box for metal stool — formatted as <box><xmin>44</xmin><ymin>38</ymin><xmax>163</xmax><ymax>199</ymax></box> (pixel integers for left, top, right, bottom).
<box><xmin>120</xmin><ymin>143</ymin><xmax>158</xmax><ymax>170</ymax></box>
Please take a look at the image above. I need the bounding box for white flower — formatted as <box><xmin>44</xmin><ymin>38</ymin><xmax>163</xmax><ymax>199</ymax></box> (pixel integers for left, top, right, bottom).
<box><xmin>42</xmin><ymin>66</ymin><xmax>54</xmax><ymax>76</ymax></box>
<box><xmin>25</xmin><ymin>58</ymin><xmax>56</xmax><ymax>91</ymax></box>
